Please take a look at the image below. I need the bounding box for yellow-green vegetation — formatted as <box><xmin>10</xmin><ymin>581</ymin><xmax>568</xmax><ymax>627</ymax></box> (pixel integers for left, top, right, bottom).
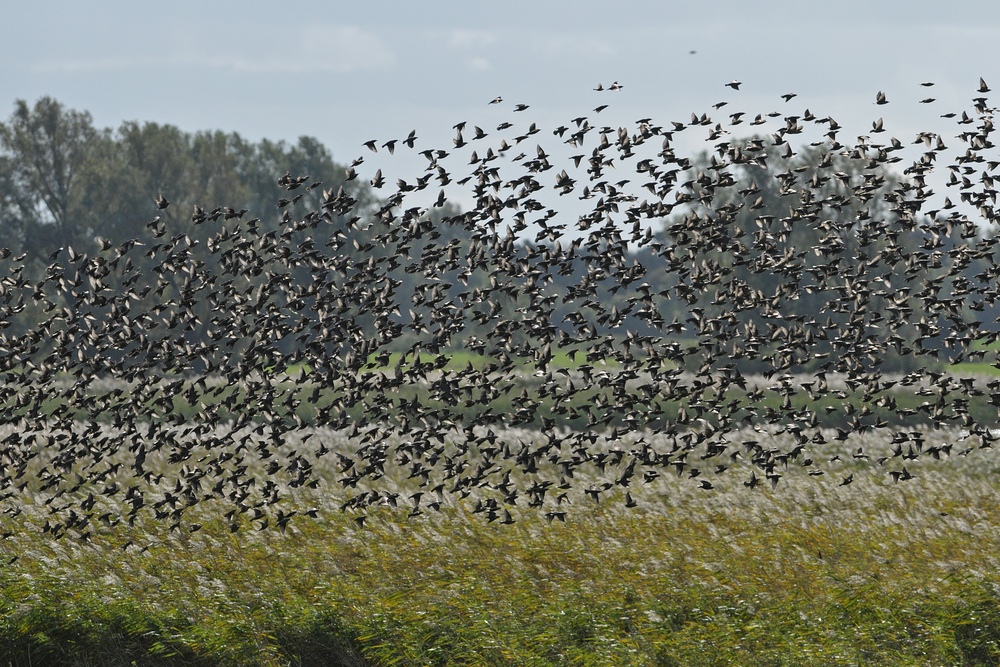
<box><xmin>950</xmin><ymin>361</ymin><xmax>1000</xmax><ymax>377</ymax></box>
<box><xmin>3</xmin><ymin>427</ymin><xmax>1000</xmax><ymax>666</ymax></box>
<box><xmin>356</xmin><ymin>349</ymin><xmax>620</xmax><ymax>373</ymax></box>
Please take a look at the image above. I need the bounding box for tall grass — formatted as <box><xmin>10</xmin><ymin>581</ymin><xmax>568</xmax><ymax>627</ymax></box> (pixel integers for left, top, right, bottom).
<box><xmin>2</xmin><ymin>426</ymin><xmax>1000</xmax><ymax>665</ymax></box>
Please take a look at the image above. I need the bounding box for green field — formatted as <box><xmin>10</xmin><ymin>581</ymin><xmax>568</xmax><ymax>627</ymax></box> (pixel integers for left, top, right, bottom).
<box><xmin>950</xmin><ymin>361</ymin><xmax>1000</xmax><ymax>377</ymax></box>
<box><xmin>3</xmin><ymin>425</ymin><xmax>1000</xmax><ymax>666</ymax></box>
<box><xmin>2</xmin><ymin>352</ymin><xmax>1000</xmax><ymax>665</ymax></box>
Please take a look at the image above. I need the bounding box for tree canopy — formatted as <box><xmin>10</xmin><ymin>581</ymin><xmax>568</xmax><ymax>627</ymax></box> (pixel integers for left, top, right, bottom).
<box><xmin>0</xmin><ymin>97</ymin><xmax>378</xmax><ymax>262</ymax></box>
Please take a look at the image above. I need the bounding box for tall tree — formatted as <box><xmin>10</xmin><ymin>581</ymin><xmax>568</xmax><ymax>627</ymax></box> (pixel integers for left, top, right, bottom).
<box><xmin>652</xmin><ymin>136</ymin><xmax>929</xmax><ymax>373</ymax></box>
<box><xmin>0</xmin><ymin>97</ymin><xmax>101</xmax><ymax>254</ymax></box>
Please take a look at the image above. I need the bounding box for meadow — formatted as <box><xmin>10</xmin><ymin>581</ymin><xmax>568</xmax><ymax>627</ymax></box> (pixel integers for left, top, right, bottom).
<box><xmin>3</xmin><ymin>77</ymin><xmax>1000</xmax><ymax>667</ymax></box>
<box><xmin>3</xmin><ymin>422</ymin><xmax>1000</xmax><ymax>666</ymax></box>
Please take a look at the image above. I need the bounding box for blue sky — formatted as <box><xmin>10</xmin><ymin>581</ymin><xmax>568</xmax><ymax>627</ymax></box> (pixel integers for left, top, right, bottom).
<box><xmin>5</xmin><ymin>1</ymin><xmax>1000</xmax><ymax>215</ymax></box>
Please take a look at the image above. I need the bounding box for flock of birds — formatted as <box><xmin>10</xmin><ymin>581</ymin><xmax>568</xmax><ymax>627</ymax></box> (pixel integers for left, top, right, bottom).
<box><xmin>3</xmin><ymin>78</ymin><xmax>1000</xmax><ymax>537</ymax></box>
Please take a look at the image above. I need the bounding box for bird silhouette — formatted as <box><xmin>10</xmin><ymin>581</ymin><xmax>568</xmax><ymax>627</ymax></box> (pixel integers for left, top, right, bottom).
<box><xmin>1</xmin><ymin>75</ymin><xmax>999</xmax><ymax>536</ymax></box>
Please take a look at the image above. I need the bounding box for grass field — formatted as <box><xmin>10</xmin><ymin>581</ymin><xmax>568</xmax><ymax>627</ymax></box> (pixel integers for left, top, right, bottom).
<box><xmin>950</xmin><ymin>361</ymin><xmax>1000</xmax><ymax>377</ymax></box>
<box><xmin>3</xmin><ymin>425</ymin><xmax>1000</xmax><ymax>666</ymax></box>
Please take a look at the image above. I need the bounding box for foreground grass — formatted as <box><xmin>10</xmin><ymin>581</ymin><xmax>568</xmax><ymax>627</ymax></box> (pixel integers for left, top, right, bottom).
<box><xmin>2</xmin><ymin>428</ymin><xmax>1000</xmax><ymax>666</ymax></box>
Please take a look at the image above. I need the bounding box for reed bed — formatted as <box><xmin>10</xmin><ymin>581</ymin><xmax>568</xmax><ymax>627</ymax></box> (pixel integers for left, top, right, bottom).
<box><xmin>1</xmin><ymin>426</ymin><xmax>999</xmax><ymax>665</ymax></box>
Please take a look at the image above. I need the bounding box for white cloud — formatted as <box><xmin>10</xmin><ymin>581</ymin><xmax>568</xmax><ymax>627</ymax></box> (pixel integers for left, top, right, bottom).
<box><xmin>30</xmin><ymin>25</ymin><xmax>396</xmax><ymax>75</ymax></box>
<box><xmin>534</xmin><ymin>34</ymin><xmax>617</xmax><ymax>58</ymax></box>
<box><xmin>293</xmin><ymin>25</ymin><xmax>396</xmax><ymax>72</ymax></box>
<box><xmin>468</xmin><ymin>57</ymin><xmax>490</xmax><ymax>71</ymax></box>
<box><xmin>442</xmin><ymin>29</ymin><xmax>498</xmax><ymax>50</ymax></box>
<box><xmin>31</xmin><ymin>57</ymin><xmax>157</xmax><ymax>73</ymax></box>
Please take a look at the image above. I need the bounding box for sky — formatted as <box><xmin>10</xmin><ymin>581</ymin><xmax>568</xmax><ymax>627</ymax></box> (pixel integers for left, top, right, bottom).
<box><xmin>4</xmin><ymin>1</ymin><xmax>1000</xmax><ymax>218</ymax></box>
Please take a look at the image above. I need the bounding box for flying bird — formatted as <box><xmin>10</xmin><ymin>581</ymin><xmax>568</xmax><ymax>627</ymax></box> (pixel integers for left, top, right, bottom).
<box><xmin>7</xmin><ymin>74</ymin><xmax>1000</xmax><ymax>539</ymax></box>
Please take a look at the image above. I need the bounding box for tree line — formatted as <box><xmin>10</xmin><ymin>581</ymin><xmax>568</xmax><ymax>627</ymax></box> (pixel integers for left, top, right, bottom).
<box><xmin>0</xmin><ymin>96</ymin><xmax>381</xmax><ymax>259</ymax></box>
